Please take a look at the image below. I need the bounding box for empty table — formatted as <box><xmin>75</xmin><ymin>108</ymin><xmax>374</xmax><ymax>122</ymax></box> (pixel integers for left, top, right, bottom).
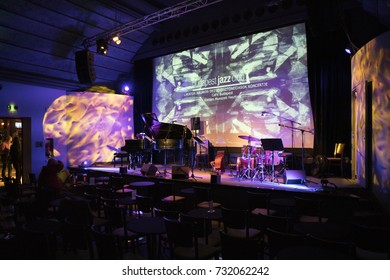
<box><xmin>127</xmin><ymin>217</ymin><xmax>165</xmax><ymax>259</ymax></box>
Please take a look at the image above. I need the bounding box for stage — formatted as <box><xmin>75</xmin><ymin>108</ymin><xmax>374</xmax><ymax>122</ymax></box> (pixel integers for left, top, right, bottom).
<box><xmin>83</xmin><ymin>163</ymin><xmax>362</xmax><ymax>195</ymax></box>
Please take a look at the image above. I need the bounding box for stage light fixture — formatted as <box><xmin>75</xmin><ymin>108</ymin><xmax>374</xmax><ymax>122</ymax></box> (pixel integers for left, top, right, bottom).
<box><xmin>345</xmin><ymin>47</ymin><xmax>352</xmax><ymax>55</ymax></box>
<box><xmin>96</xmin><ymin>39</ymin><xmax>108</xmax><ymax>55</ymax></box>
<box><xmin>344</xmin><ymin>41</ymin><xmax>358</xmax><ymax>55</ymax></box>
<box><xmin>121</xmin><ymin>82</ymin><xmax>133</xmax><ymax>95</ymax></box>
<box><xmin>112</xmin><ymin>35</ymin><xmax>121</xmax><ymax>45</ymax></box>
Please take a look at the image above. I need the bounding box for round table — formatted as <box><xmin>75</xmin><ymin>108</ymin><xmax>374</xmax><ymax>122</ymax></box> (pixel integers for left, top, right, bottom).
<box><xmin>129</xmin><ymin>181</ymin><xmax>156</xmax><ymax>197</ymax></box>
<box><xmin>187</xmin><ymin>207</ymin><xmax>222</xmax><ymax>221</ymax></box>
<box><xmin>186</xmin><ymin>208</ymin><xmax>222</xmax><ymax>244</ymax></box>
<box><xmin>127</xmin><ymin>217</ymin><xmax>165</xmax><ymax>259</ymax></box>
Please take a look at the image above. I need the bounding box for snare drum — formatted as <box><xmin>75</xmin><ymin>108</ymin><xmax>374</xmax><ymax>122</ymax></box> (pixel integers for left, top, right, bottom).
<box><xmin>264</xmin><ymin>150</ymin><xmax>281</xmax><ymax>166</ymax></box>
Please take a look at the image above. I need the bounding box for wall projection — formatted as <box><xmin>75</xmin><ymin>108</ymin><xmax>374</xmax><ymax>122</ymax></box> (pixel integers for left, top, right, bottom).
<box><xmin>152</xmin><ymin>22</ymin><xmax>314</xmax><ymax>149</ymax></box>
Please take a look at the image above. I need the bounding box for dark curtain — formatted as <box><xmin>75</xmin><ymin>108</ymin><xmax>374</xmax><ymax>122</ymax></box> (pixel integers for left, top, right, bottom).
<box><xmin>307</xmin><ymin>28</ymin><xmax>352</xmax><ymax>160</ymax></box>
<box><xmin>133</xmin><ymin>59</ymin><xmax>153</xmax><ymax>135</ymax></box>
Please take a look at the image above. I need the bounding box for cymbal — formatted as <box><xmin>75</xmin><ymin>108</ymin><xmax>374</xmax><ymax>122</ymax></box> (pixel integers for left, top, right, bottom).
<box><xmin>238</xmin><ymin>135</ymin><xmax>260</xmax><ymax>142</ymax></box>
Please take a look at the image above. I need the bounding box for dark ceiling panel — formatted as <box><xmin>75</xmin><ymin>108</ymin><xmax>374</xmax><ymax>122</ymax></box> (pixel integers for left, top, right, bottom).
<box><xmin>0</xmin><ymin>0</ymin><xmax>388</xmax><ymax>91</ymax></box>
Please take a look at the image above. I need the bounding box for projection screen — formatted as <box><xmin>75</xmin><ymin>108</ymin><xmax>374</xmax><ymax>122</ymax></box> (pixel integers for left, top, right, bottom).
<box><xmin>152</xmin><ymin>22</ymin><xmax>314</xmax><ymax>149</ymax></box>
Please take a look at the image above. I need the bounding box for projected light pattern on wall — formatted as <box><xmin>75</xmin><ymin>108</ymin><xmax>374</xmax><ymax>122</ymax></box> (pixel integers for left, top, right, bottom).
<box><xmin>352</xmin><ymin>30</ymin><xmax>390</xmax><ymax>193</ymax></box>
<box><xmin>152</xmin><ymin>23</ymin><xmax>314</xmax><ymax>148</ymax></box>
<box><xmin>43</xmin><ymin>92</ymin><xmax>134</xmax><ymax>166</ymax></box>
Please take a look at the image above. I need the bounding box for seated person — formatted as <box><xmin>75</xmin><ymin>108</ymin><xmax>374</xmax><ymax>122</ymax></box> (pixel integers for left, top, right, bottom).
<box><xmin>38</xmin><ymin>158</ymin><xmax>72</xmax><ymax>197</ymax></box>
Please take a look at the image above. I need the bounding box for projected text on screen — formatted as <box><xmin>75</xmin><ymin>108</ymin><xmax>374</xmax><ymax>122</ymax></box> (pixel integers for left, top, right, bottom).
<box><xmin>152</xmin><ymin>23</ymin><xmax>314</xmax><ymax>148</ymax></box>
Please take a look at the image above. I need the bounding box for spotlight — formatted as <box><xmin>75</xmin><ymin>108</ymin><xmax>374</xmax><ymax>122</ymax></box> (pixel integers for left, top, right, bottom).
<box><xmin>116</xmin><ymin>79</ymin><xmax>133</xmax><ymax>95</ymax></box>
<box><xmin>344</xmin><ymin>42</ymin><xmax>358</xmax><ymax>55</ymax></box>
<box><xmin>112</xmin><ymin>35</ymin><xmax>121</xmax><ymax>45</ymax></box>
<box><xmin>121</xmin><ymin>83</ymin><xmax>132</xmax><ymax>95</ymax></box>
<box><xmin>96</xmin><ymin>39</ymin><xmax>108</xmax><ymax>55</ymax></box>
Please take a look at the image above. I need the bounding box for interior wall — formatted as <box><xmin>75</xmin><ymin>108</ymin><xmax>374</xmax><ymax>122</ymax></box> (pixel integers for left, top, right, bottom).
<box><xmin>351</xmin><ymin>30</ymin><xmax>390</xmax><ymax>213</ymax></box>
<box><xmin>0</xmin><ymin>81</ymin><xmax>65</xmax><ymax>177</ymax></box>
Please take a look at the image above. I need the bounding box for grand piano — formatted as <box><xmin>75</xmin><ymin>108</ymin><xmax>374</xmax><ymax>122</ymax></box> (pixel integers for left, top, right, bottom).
<box><xmin>141</xmin><ymin>113</ymin><xmax>193</xmax><ymax>166</ymax></box>
<box><xmin>120</xmin><ymin>139</ymin><xmax>152</xmax><ymax>168</ymax></box>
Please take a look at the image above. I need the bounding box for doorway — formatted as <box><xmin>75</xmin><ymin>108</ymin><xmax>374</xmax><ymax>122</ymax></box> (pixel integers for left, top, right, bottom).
<box><xmin>0</xmin><ymin>117</ymin><xmax>24</xmax><ymax>186</ymax></box>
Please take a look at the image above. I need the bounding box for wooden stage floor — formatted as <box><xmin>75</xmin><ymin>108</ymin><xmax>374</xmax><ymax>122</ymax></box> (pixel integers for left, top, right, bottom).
<box><xmin>84</xmin><ymin>163</ymin><xmax>362</xmax><ymax>195</ymax></box>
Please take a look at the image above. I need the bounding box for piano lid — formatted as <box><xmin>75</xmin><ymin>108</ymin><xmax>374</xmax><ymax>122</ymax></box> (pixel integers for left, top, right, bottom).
<box><xmin>150</xmin><ymin>122</ymin><xmax>192</xmax><ymax>139</ymax></box>
<box><xmin>141</xmin><ymin>112</ymin><xmax>192</xmax><ymax>140</ymax></box>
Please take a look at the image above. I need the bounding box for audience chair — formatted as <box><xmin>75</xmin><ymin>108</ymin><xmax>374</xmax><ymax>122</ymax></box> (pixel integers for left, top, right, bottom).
<box><xmin>351</xmin><ymin>222</ymin><xmax>390</xmax><ymax>259</ymax></box>
<box><xmin>246</xmin><ymin>191</ymin><xmax>272</xmax><ymax>215</ymax></box>
<box><xmin>219</xmin><ymin>230</ymin><xmax>262</xmax><ymax>260</ymax></box>
<box><xmin>62</xmin><ymin>217</ymin><xmax>94</xmax><ymax>259</ymax></box>
<box><xmin>103</xmin><ymin>203</ymin><xmax>144</xmax><ymax>252</ymax></box>
<box><xmin>327</xmin><ymin>143</ymin><xmax>346</xmax><ymax>177</ymax></box>
<box><xmin>91</xmin><ymin>223</ymin><xmax>126</xmax><ymax>259</ymax></box>
<box><xmin>180</xmin><ymin>212</ymin><xmax>220</xmax><ymax>247</ymax></box>
<box><xmin>83</xmin><ymin>192</ymin><xmax>101</xmax><ymax>218</ymax></box>
<box><xmin>321</xmin><ymin>196</ymin><xmax>357</xmax><ymax>224</ymax></box>
<box><xmin>192</xmin><ymin>186</ymin><xmax>221</xmax><ymax>209</ymax></box>
<box><xmin>257</xmin><ymin>212</ymin><xmax>292</xmax><ymax>233</ymax></box>
<box><xmin>294</xmin><ymin>196</ymin><xmax>325</xmax><ymax>223</ymax></box>
<box><xmin>163</xmin><ymin>217</ymin><xmax>220</xmax><ymax>260</ymax></box>
<box><xmin>265</xmin><ymin>227</ymin><xmax>306</xmax><ymax>260</ymax></box>
<box><xmin>158</xmin><ymin>182</ymin><xmax>186</xmax><ymax>212</ymax></box>
<box><xmin>306</xmin><ymin>234</ymin><xmax>356</xmax><ymax>259</ymax></box>
<box><xmin>221</xmin><ymin>206</ymin><xmax>261</xmax><ymax>239</ymax></box>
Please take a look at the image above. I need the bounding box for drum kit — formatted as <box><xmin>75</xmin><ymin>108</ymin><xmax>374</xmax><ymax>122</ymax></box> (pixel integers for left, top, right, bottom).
<box><xmin>237</xmin><ymin>135</ymin><xmax>290</xmax><ymax>182</ymax></box>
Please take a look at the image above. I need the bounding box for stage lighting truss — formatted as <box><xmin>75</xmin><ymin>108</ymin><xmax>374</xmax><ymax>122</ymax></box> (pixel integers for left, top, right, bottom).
<box><xmin>82</xmin><ymin>0</ymin><xmax>222</xmax><ymax>50</ymax></box>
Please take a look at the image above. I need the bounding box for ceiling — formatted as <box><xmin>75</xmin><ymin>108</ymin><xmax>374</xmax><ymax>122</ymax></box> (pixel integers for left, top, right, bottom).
<box><xmin>0</xmin><ymin>0</ymin><xmax>389</xmax><ymax>92</ymax></box>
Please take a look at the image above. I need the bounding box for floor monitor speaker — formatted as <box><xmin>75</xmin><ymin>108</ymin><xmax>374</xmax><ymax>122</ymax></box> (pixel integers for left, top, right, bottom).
<box><xmin>75</xmin><ymin>50</ymin><xmax>96</xmax><ymax>84</ymax></box>
<box><xmin>172</xmin><ymin>165</ymin><xmax>190</xmax><ymax>179</ymax></box>
<box><xmin>284</xmin><ymin>170</ymin><xmax>306</xmax><ymax>184</ymax></box>
<box><xmin>141</xmin><ymin>163</ymin><xmax>158</xmax><ymax>176</ymax></box>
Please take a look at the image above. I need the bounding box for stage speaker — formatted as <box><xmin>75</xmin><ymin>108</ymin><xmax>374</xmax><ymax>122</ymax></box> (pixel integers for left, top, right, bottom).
<box><xmin>75</xmin><ymin>50</ymin><xmax>96</xmax><ymax>84</ymax></box>
<box><xmin>141</xmin><ymin>163</ymin><xmax>158</xmax><ymax>176</ymax></box>
<box><xmin>284</xmin><ymin>170</ymin><xmax>306</xmax><ymax>184</ymax></box>
<box><xmin>172</xmin><ymin>165</ymin><xmax>190</xmax><ymax>179</ymax></box>
<box><xmin>119</xmin><ymin>166</ymin><xmax>127</xmax><ymax>174</ymax></box>
<box><xmin>191</xmin><ymin>117</ymin><xmax>200</xmax><ymax>130</ymax></box>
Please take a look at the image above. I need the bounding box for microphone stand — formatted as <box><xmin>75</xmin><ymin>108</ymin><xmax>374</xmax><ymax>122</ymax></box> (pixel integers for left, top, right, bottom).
<box><xmin>190</xmin><ymin>131</ymin><xmax>203</xmax><ymax>180</ymax></box>
<box><xmin>278</xmin><ymin>124</ymin><xmax>313</xmax><ymax>170</ymax></box>
<box><xmin>262</xmin><ymin>111</ymin><xmax>301</xmax><ymax>167</ymax></box>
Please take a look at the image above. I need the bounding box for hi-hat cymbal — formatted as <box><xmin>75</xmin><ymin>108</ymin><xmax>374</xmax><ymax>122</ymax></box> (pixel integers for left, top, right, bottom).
<box><xmin>238</xmin><ymin>135</ymin><xmax>260</xmax><ymax>142</ymax></box>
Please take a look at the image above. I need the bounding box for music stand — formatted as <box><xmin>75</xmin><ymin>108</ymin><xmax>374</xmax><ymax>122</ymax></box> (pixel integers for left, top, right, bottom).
<box><xmin>261</xmin><ymin>138</ymin><xmax>284</xmax><ymax>151</ymax></box>
<box><xmin>261</xmin><ymin>138</ymin><xmax>284</xmax><ymax>182</ymax></box>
